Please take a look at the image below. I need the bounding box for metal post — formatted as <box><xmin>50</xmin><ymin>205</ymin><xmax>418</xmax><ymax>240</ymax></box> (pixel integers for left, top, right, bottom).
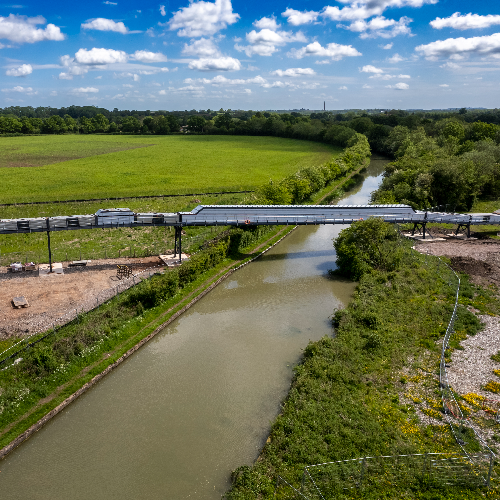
<box><xmin>179</xmin><ymin>227</ymin><xmax>182</xmax><ymax>264</ymax></box>
<box><xmin>486</xmin><ymin>453</ymin><xmax>494</xmax><ymax>488</ymax></box>
<box><xmin>360</xmin><ymin>458</ymin><xmax>366</xmax><ymax>487</ymax></box>
<box><xmin>174</xmin><ymin>227</ymin><xmax>178</xmax><ymax>257</ymax></box>
<box><xmin>46</xmin><ymin>218</ymin><xmax>53</xmax><ymax>273</ymax></box>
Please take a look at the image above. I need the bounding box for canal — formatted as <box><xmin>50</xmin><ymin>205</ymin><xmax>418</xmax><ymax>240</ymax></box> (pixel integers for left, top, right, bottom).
<box><xmin>0</xmin><ymin>157</ymin><xmax>388</xmax><ymax>499</ymax></box>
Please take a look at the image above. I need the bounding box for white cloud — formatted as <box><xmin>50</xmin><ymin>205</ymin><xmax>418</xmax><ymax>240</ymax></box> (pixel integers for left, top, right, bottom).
<box><xmin>188</xmin><ymin>56</ymin><xmax>241</xmax><ymax>71</ymax></box>
<box><xmin>72</xmin><ymin>87</ymin><xmax>99</xmax><ymax>93</ymax></box>
<box><xmin>132</xmin><ymin>50</ymin><xmax>168</xmax><ymax>62</ymax></box>
<box><xmin>236</xmin><ymin>28</ymin><xmax>307</xmax><ymax>57</ymax></box>
<box><xmin>387</xmin><ymin>53</ymin><xmax>405</xmax><ymax>62</ymax></box>
<box><xmin>386</xmin><ymin>82</ymin><xmax>409</xmax><ymax>89</ymax></box>
<box><xmin>322</xmin><ymin>0</ymin><xmax>437</xmax><ymax>22</ymax></box>
<box><xmin>160</xmin><ymin>5</ymin><xmax>166</xmax><ymax>16</ymax></box>
<box><xmin>369</xmin><ymin>72</ymin><xmax>410</xmax><ymax>79</ymax></box>
<box><xmin>0</xmin><ymin>14</ymin><xmax>65</xmax><ymax>43</ymax></box>
<box><xmin>415</xmin><ymin>33</ymin><xmax>500</xmax><ymax>60</ymax></box>
<box><xmin>362</xmin><ymin>84</ymin><xmax>373</xmax><ymax>88</ymax></box>
<box><xmin>182</xmin><ymin>38</ymin><xmax>221</xmax><ymax>57</ymax></box>
<box><xmin>6</xmin><ymin>63</ymin><xmax>32</xmax><ymax>76</ymax></box>
<box><xmin>186</xmin><ymin>74</ymin><xmax>267</xmax><ymax>86</ymax></box>
<box><xmin>288</xmin><ymin>41</ymin><xmax>362</xmax><ymax>60</ymax></box>
<box><xmin>50</xmin><ymin>90</ymin><xmax>57</xmax><ymax>96</ymax></box>
<box><xmin>439</xmin><ymin>84</ymin><xmax>449</xmax><ymax>87</ymax></box>
<box><xmin>138</xmin><ymin>67</ymin><xmax>169</xmax><ymax>74</ymax></box>
<box><xmin>271</xmin><ymin>67</ymin><xmax>316</xmax><ymax>77</ymax></box>
<box><xmin>75</xmin><ymin>47</ymin><xmax>128</xmax><ymax>65</ymax></box>
<box><xmin>338</xmin><ymin>15</ymin><xmax>412</xmax><ymax>39</ymax></box>
<box><xmin>168</xmin><ymin>0</ymin><xmax>240</xmax><ymax>37</ymax></box>
<box><xmin>382</xmin><ymin>42</ymin><xmax>393</xmax><ymax>49</ymax></box>
<box><xmin>1</xmin><ymin>85</ymin><xmax>33</xmax><ymax>92</ymax></box>
<box><xmin>58</xmin><ymin>55</ymin><xmax>90</xmax><ymax>79</ymax></box>
<box><xmin>339</xmin><ymin>86</ymin><xmax>348</xmax><ymax>90</ymax></box>
<box><xmin>253</xmin><ymin>16</ymin><xmax>279</xmax><ymax>30</ymax></box>
<box><xmin>81</xmin><ymin>18</ymin><xmax>128</xmax><ymax>34</ymax></box>
<box><xmin>118</xmin><ymin>73</ymin><xmax>140</xmax><ymax>81</ymax></box>
<box><xmin>282</xmin><ymin>8</ymin><xmax>319</xmax><ymax>26</ymax></box>
<box><xmin>360</xmin><ymin>64</ymin><xmax>384</xmax><ymax>73</ymax></box>
<box><xmin>103</xmin><ymin>1</ymin><xmax>118</xmax><ymax>5</ymax></box>
<box><xmin>430</xmin><ymin>13</ymin><xmax>500</xmax><ymax>31</ymax></box>
<box><xmin>440</xmin><ymin>61</ymin><xmax>460</xmax><ymax>69</ymax></box>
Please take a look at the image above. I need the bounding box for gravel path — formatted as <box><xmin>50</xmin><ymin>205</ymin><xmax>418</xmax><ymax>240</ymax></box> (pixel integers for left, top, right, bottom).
<box><xmin>447</xmin><ymin>314</ymin><xmax>500</xmax><ymax>397</ymax></box>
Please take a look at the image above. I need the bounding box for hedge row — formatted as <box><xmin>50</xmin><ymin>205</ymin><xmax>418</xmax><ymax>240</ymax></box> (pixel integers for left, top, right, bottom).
<box><xmin>257</xmin><ymin>132</ymin><xmax>371</xmax><ymax>204</ymax></box>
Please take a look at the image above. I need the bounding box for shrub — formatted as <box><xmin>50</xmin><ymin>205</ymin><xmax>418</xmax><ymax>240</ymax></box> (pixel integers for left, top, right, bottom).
<box><xmin>333</xmin><ymin>218</ymin><xmax>405</xmax><ymax>280</ymax></box>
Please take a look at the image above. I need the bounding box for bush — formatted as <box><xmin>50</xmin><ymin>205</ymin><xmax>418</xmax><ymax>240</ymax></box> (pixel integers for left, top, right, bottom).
<box><xmin>333</xmin><ymin>218</ymin><xmax>405</xmax><ymax>280</ymax></box>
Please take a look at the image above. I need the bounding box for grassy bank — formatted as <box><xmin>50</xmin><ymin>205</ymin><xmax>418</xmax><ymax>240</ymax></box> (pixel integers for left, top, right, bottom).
<box><xmin>226</xmin><ymin>232</ymin><xmax>500</xmax><ymax>498</ymax></box>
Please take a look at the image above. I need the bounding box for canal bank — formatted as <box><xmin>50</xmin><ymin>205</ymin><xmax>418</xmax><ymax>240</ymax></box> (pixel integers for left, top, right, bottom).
<box><xmin>0</xmin><ymin>158</ymin><xmax>388</xmax><ymax>499</ymax></box>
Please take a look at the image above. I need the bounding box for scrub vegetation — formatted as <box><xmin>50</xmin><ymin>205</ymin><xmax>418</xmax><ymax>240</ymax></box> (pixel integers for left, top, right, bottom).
<box><xmin>226</xmin><ymin>220</ymin><xmax>500</xmax><ymax>499</ymax></box>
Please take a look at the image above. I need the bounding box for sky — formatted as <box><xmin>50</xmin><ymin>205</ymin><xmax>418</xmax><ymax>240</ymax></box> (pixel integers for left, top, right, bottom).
<box><xmin>1</xmin><ymin>0</ymin><xmax>500</xmax><ymax>111</ymax></box>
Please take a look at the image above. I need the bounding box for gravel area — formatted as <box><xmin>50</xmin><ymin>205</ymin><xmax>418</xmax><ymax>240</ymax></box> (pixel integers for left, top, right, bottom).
<box><xmin>447</xmin><ymin>313</ymin><xmax>500</xmax><ymax>397</ymax></box>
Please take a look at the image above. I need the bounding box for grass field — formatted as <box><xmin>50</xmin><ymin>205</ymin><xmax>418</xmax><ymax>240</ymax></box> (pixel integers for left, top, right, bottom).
<box><xmin>0</xmin><ymin>192</ymin><xmax>244</xmax><ymax>265</ymax></box>
<box><xmin>0</xmin><ymin>135</ymin><xmax>340</xmax><ymax>204</ymax></box>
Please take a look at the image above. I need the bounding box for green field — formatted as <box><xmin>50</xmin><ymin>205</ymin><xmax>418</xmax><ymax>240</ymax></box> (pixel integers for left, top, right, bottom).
<box><xmin>0</xmin><ymin>135</ymin><xmax>340</xmax><ymax>204</ymax></box>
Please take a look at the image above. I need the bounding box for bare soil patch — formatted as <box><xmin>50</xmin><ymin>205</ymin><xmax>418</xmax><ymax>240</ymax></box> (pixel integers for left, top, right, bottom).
<box><xmin>0</xmin><ymin>257</ymin><xmax>162</xmax><ymax>339</ymax></box>
<box><xmin>417</xmin><ymin>238</ymin><xmax>500</xmax><ymax>288</ymax></box>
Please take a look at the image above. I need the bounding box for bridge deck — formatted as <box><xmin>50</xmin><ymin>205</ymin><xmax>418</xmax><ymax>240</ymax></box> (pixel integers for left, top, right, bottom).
<box><xmin>1</xmin><ymin>205</ymin><xmax>499</xmax><ymax>235</ymax></box>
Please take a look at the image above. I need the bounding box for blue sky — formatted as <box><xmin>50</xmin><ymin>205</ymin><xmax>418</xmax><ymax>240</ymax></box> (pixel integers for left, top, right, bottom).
<box><xmin>1</xmin><ymin>0</ymin><xmax>500</xmax><ymax>110</ymax></box>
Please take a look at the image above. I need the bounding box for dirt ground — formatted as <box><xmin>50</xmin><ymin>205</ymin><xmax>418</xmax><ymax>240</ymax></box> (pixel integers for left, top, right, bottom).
<box><xmin>417</xmin><ymin>235</ymin><xmax>500</xmax><ymax>288</ymax></box>
<box><xmin>0</xmin><ymin>257</ymin><xmax>164</xmax><ymax>339</ymax></box>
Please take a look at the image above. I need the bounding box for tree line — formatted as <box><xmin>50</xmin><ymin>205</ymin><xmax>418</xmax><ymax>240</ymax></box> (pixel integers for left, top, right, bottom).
<box><xmin>2</xmin><ymin>105</ymin><xmax>500</xmax><ymax>211</ymax></box>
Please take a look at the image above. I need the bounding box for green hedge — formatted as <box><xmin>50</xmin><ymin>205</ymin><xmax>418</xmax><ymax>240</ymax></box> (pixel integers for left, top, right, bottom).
<box><xmin>257</xmin><ymin>133</ymin><xmax>371</xmax><ymax>204</ymax></box>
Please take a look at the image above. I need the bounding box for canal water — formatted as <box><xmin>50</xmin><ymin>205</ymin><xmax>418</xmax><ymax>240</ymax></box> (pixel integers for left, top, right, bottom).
<box><xmin>0</xmin><ymin>157</ymin><xmax>387</xmax><ymax>499</ymax></box>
